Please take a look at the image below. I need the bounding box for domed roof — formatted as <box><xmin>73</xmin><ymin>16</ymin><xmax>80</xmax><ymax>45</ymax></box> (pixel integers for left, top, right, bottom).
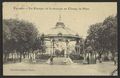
<box><xmin>44</xmin><ymin>16</ymin><xmax>80</xmax><ymax>40</ymax></box>
<box><xmin>45</xmin><ymin>21</ymin><xmax>77</xmax><ymax>36</ymax></box>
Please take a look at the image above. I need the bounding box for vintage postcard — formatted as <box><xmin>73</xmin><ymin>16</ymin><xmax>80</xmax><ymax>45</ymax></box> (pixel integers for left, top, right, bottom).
<box><xmin>3</xmin><ymin>2</ymin><xmax>117</xmax><ymax>76</ymax></box>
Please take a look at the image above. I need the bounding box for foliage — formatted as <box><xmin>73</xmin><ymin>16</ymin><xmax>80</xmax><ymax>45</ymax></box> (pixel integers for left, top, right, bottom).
<box><xmin>3</xmin><ymin>19</ymin><xmax>45</xmax><ymax>62</ymax></box>
<box><xmin>86</xmin><ymin>15</ymin><xmax>117</xmax><ymax>57</ymax></box>
<box><xmin>3</xmin><ymin>19</ymin><xmax>38</xmax><ymax>52</ymax></box>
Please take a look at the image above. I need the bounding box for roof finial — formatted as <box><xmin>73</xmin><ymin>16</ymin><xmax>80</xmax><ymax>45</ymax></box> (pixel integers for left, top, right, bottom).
<box><xmin>59</xmin><ymin>15</ymin><xmax>61</xmax><ymax>22</ymax></box>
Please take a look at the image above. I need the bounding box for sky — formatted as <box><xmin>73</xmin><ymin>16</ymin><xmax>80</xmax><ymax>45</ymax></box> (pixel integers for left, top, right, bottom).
<box><xmin>3</xmin><ymin>2</ymin><xmax>117</xmax><ymax>38</ymax></box>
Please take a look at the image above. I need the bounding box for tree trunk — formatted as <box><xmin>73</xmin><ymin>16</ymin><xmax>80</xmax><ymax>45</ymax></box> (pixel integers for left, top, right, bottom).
<box><xmin>100</xmin><ymin>52</ymin><xmax>102</xmax><ymax>63</ymax></box>
<box><xmin>16</xmin><ymin>52</ymin><xmax>18</xmax><ymax>62</ymax></box>
<box><xmin>23</xmin><ymin>52</ymin><xmax>25</xmax><ymax>58</ymax></box>
<box><xmin>4</xmin><ymin>53</ymin><xmax>8</xmax><ymax>63</ymax></box>
<box><xmin>19</xmin><ymin>52</ymin><xmax>22</xmax><ymax>62</ymax></box>
<box><xmin>87</xmin><ymin>53</ymin><xmax>90</xmax><ymax>64</ymax></box>
<box><xmin>94</xmin><ymin>52</ymin><xmax>96</xmax><ymax>64</ymax></box>
<box><xmin>12</xmin><ymin>53</ymin><xmax>14</xmax><ymax>62</ymax></box>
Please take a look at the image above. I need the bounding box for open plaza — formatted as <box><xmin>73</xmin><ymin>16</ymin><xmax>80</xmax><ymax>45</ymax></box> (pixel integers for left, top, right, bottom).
<box><xmin>3</xmin><ymin>61</ymin><xmax>117</xmax><ymax>76</ymax></box>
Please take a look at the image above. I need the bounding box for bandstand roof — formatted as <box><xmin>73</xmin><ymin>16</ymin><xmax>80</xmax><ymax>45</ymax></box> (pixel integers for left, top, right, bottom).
<box><xmin>44</xmin><ymin>17</ymin><xmax>80</xmax><ymax>40</ymax></box>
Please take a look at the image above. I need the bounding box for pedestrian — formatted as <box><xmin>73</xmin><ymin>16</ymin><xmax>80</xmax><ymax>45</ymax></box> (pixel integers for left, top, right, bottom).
<box><xmin>50</xmin><ymin>56</ymin><xmax>54</xmax><ymax>65</ymax></box>
<box><xmin>87</xmin><ymin>56</ymin><xmax>89</xmax><ymax>64</ymax></box>
<box><xmin>98</xmin><ymin>55</ymin><xmax>102</xmax><ymax>63</ymax></box>
<box><xmin>114</xmin><ymin>56</ymin><xmax>117</xmax><ymax>65</ymax></box>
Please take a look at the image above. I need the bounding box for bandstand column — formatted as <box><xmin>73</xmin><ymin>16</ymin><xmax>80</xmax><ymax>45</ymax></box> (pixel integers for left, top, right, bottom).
<box><xmin>64</xmin><ymin>45</ymin><xmax>67</xmax><ymax>58</ymax></box>
<box><xmin>50</xmin><ymin>39</ymin><xmax>53</xmax><ymax>56</ymax></box>
<box><xmin>52</xmin><ymin>39</ymin><xmax>55</xmax><ymax>56</ymax></box>
<box><xmin>65</xmin><ymin>40</ymin><xmax>69</xmax><ymax>58</ymax></box>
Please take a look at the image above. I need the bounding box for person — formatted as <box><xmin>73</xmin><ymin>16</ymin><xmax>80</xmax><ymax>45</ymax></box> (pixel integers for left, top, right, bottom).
<box><xmin>98</xmin><ymin>54</ymin><xmax>102</xmax><ymax>63</ymax></box>
<box><xmin>114</xmin><ymin>56</ymin><xmax>117</xmax><ymax>65</ymax></box>
<box><xmin>30</xmin><ymin>56</ymin><xmax>32</xmax><ymax>63</ymax></box>
<box><xmin>50</xmin><ymin>56</ymin><xmax>54</xmax><ymax>65</ymax></box>
<box><xmin>61</xmin><ymin>49</ymin><xmax>64</xmax><ymax>57</ymax></box>
<box><xmin>87</xmin><ymin>56</ymin><xmax>89</xmax><ymax>64</ymax></box>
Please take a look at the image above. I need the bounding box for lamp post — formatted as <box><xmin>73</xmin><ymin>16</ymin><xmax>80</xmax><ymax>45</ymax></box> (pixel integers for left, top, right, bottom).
<box><xmin>65</xmin><ymin>39</ymin><xmax>69</xmax><ymax>58</ymax></box>
<box><xmin>83</xmin><ymin>40</ymin><xmax>86</xmax><ymax>63</ymax></box>
<box><xmin>52</xmin><ymin>39</ymin><xmax>55</xmax><ymax>56</ymax></box>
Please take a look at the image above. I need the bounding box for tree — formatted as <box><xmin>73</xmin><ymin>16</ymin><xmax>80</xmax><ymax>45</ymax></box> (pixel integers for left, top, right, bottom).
<box><xmin>3</xmin><ymin>21</ymin><xmax>12</xmax><ymax>62</ymax></box>
<box><xmin>102</xmin><ymin>16</ymin><xmax>117</xmax><ymax>55</ymax></box>
<box><xmin>87</xmin><ymin>23</ymin><xmax>103</xmax><ymax>61</ymax></box>
<box><xmin>3</xmin><ymin>19</ymin><xmax>39</xmax><ymax>62</ymax></box>
<box><xmin>86</xmin><ymin>15</ymin><xmax>117</xmax><ymax>62</ymax></box>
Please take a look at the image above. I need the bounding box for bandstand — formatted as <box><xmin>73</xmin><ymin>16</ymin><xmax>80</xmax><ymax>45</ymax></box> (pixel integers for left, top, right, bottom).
<box><xmin>43</xmin><ymin>17</ymin><xmax>81</xmax><ymax>64</ymax></box>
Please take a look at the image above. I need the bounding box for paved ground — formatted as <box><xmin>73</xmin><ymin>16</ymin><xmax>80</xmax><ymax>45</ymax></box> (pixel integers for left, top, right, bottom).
<box><xmin>3</xmin><ymin>62</ymin><xmax>117</xmax><ymax>76</ymax></box>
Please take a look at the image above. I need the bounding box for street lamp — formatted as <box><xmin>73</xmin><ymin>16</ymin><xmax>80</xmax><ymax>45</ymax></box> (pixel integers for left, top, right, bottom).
<box><xmin>65</xmin><ymin>39</ymin><xmax>69</xmax><ymax>58</ymax></box>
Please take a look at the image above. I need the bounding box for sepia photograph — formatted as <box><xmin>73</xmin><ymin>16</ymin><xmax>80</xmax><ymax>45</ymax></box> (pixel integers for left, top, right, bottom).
<box><xmin>3</xmin><ymin>2</ymin><xmax>117</xmax><ymax>76</ymax></box>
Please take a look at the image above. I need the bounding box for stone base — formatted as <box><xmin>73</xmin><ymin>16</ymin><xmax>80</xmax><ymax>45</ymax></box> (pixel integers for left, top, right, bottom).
<box><xmin>46</xmin><ymin>57</ymin><xmax>74</xmax><ymax>65</ymax></box>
